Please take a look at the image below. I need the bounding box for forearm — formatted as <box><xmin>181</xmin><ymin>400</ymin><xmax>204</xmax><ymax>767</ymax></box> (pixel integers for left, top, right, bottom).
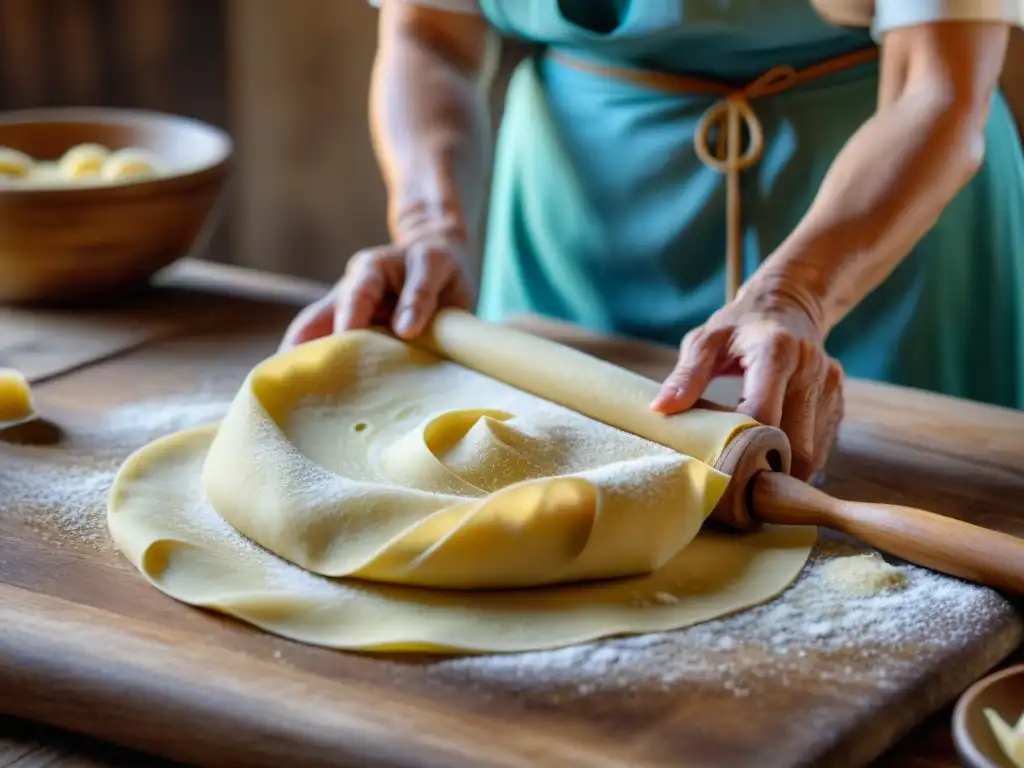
<box><xmin>745</xmin><ymin>22</ymin><xmax>1009</xmax><ymax>334</ymax></box>
<box><xmin>370</xmin><ymin>5</ymin><xmax>494</xmax><ymax>246</ymax></box>
<box><xmin>1000</xmin><ymin>27</ymin><xmax>1024</xmax><ymax>137</ymax></box>
<box><xmin>747</xmin><ymin>92</ymin><xmax>985</xmax><ymax>331</ymax></box>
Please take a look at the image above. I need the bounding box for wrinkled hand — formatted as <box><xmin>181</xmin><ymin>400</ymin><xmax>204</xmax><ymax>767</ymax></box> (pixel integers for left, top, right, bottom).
<box><xmin>651</xmin><ymin>285</ymin><xmax>844</xmax><ymax>481</ymax></box>
<box><xmin>280</xmin><ymin>230</ymin><xmax>475</xmax><ymax>351</ymax></box>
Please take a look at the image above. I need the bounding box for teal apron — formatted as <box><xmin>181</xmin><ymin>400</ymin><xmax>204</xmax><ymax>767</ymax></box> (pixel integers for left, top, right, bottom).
<box><xmin>474</xmin><ymin>0</ymin><xmax>1024</xmax><ymax>409</ymax></box>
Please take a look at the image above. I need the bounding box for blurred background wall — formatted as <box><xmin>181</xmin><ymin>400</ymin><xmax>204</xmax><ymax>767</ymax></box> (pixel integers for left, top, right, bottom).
<box><xmin>0</xmin><ymin>0</ymin><xmax>1021</xmax><ymax>285</ymax></box>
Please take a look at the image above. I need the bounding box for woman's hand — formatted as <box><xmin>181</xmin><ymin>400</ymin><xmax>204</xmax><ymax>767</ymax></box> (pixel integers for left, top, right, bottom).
<box><xmin>651</xmin><ymin>283</ymin><xmax>843</xmax><ymax>480</ymax></box>
<box><xmin>280</xmin><ymin>228</ymin><xmax>475</xmax><ymax>351</ymax></box>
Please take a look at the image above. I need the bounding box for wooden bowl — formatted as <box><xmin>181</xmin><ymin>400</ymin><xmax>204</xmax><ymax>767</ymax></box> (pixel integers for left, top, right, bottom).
<box><xmin>0</xmin><ymin>107</ymin><xmax>232</xmax><ymax>303</ymax></box>
<box><xmin>954</xmin><ymin>664</ymin><xmax>1024</xmax><ymax>768</ymax></box>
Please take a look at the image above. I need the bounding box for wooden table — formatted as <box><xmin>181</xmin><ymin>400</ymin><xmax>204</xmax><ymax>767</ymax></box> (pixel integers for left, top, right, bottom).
<box><xmin>1</xmin><ymin>260</ymin><xmax>1022</xmax><ymax>768</ymax></box>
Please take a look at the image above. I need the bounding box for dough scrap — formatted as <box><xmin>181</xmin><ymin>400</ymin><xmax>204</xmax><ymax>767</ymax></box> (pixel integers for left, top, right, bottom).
<box><xmin>108</xmin><ymin>311</ymin><xmax>816</xmax><ymax>653</ymax></box>
<box><xmin>0</xmin><ymin>367</ymin><xmax>35</xmax><ymax>424</ymax></box>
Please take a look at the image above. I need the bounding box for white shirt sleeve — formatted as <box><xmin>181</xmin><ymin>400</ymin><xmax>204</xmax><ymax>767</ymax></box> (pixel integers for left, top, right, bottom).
<box><xmin>875</xmin><ymin>0</ymin><xmax>1024</xmax><ymax>33</ymax></box>
<box><xmin>366</xmin><ymin>0</ymin><xmax>481</xmax><ymax>13</ymax></box>
<box><xmin>812</xmin><ymin>0</ymin><xmax>1023</xmax><ymax>33</ymax></box>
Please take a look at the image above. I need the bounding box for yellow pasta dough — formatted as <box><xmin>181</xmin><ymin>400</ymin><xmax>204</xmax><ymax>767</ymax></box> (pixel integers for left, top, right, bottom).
<box><xmin>57</xmin><ymin>143</ymin><xmax>110</xmax><ymax>178</ymax></box>
<box><xmin>108</xmin><ymin>311</ymin><xmax>816</xmax><ymax>653</ymax></box>
<box><xmin>100</xmin><ymin>148</ymin><xmax>159</xmax><ymax>181</ymax></box>
<box><xmin>0</xmin><ymin>367</ymin><xmax>35</xmax><ymax>424</ymax></box>
<box><xmin>1</xmin><ymin>143</ymin><xmax>162</xmax><ymax>187</ymax></box>
<box><xmin>0</xmin><ymin>146</ymin><xmax>34</xmax><ymax>178</ymax></box>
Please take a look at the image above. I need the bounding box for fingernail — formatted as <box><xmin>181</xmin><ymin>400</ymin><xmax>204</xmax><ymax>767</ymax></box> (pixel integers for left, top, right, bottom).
<box><xmin>394</xmin><ymin>309</ymin><xmax>416</xmax><ymax>336</ymax></box>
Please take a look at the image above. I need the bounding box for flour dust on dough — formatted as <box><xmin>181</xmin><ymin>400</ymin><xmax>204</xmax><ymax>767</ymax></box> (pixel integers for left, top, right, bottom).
<box><xmin>108</xmin><ymin>312</ymin><xmax>816</xmax><ymax>654</ymax></box>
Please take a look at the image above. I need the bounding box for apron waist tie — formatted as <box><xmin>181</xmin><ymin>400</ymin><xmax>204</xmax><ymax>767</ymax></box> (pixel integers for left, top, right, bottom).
<box><xmin>546</xmin><ymin>47</ymin><xmax>879</xmax><ymax>303</ymax></box>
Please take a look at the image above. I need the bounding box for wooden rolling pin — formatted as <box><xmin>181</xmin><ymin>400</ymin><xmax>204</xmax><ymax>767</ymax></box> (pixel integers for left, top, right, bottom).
<box><xmin>712</xmin><ymin>425</ymin><xmax>1024</xmax><ymax>595</ymax></box>
<box><xmin>414</xmin><ymin>312</ymin><xmax>1024</xmax><ymax>595</ymax></box>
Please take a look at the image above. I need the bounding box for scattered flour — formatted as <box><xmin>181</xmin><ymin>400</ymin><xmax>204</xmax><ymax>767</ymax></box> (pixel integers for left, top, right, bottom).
<box><xmin>3</xmin><ymin>382</ymin><xmax>1016</xmax><ymax>713</ymax></box>
<box><xmin>1</xmin><ymin>389</ymin><xmax>234</xmax><ymax>545</ymax></box>
<box><xmin>425</xmin><ymin>536</ymin><xmax>1014</xmax><ymax>702</ymax></box>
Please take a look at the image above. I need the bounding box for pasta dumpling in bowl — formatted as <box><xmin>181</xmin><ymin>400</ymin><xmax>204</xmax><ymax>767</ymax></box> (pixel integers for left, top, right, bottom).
<box><xmin>0</xmin><ymin>142</ymin><xmax>162</xmax><ymax>187</ymax></box>
<box><xmin>0</xmin><ymin>147</ymin><xmax>34</xmax><ymax>178</ymax></box>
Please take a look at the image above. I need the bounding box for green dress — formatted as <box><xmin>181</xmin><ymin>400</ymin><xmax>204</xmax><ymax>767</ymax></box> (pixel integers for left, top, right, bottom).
<box><xmin>473</xmin><ymin>0</ymin><xmax>1024</xmax><ymax>409</ymax></box>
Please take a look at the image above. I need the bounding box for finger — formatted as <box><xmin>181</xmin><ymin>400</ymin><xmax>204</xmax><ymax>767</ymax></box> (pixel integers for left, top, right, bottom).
<box><xmin>370</xmin><ymin>293</ymin><xmax>398</xmax><ymax>326</ymax></box>
<box><xmin>279</xmin><ymin>295</ymin><xmax>334</xmax><ymax>351</ymax></box>
<box><xmin>651</xmin><ymin>328</ymin><xmax>728</xmax><ymax>414</ymax></box>
<box><xmin>438</xmin><ymin>270</ymin><xmax>474</xmax><ymax>310</ymax></box>
<box><xmin>393</xmin><ymin>246</ymin><xmax>454</xmax><ymax>338</ymax></box>
<box><xmin>810</xmin><ymin>359</ymin><xmax>844</xmax><ymax>478</ymax></box>
<box><xmin>779</xmin><ymin>359</ymin><xmax>824</xmax><ymax>481</ymax></box>
<box><xmin>736</xmin><ymin>334</ymin><xmax>799</xmax><ymax>427</ymax></box>
<box><xmin>334</xmin><ymin>248</ymin><xmax>393</xmax><ymax>333</ymax></box>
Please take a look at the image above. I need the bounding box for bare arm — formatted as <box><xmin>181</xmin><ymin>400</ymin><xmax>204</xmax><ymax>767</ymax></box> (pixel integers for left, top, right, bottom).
<box><xmin>744</xmin><ymin>21</ymin><xmax>1010</xmax><ymax>332</ymax></box>
<box><xmin>278</xmin><ymin>3</ymin><xmax>494</xmax><ymax>349</ymax></box>
<box><xmin>656</xmin><ymin>20</ymin><xmax>1012</xmax><ymax>478</ymax></box>
<box><xmin>1001</xmin><ymin>26</ymin><xmax>1024</xmax><ymax>137</ymax></box>
<box><xmin>371</xmin><ymin>1</ymin><xmax>495</xmax><ymax>248</ymax></box>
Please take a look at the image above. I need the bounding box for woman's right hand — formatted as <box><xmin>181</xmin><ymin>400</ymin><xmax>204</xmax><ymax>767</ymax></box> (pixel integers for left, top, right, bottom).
<box><xmin>280</xmin><ymin>230</ymin><xmax>475</xmax><ymax>351</ymax></box>
<box><xmin>280</xmin><ymin>1</ymin><xmax>490</xmax><ymax>352</ymax></box>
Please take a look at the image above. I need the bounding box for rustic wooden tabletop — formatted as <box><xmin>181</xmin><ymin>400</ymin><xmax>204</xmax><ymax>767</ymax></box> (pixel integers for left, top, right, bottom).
<box><xmin>0</xmin><ymin>260</ymin><xmax>1020</xmax><ymax>767</ymax></box>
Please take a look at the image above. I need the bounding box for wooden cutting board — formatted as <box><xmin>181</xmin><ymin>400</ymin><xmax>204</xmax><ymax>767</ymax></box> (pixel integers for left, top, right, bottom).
<box><xmin>1</xmin><ymin>265</ymin><xmax>1022</xmax><ymax>768</ymax></box>
<box><xmin>0</xmin><ymin>261</ymin><xmax>327</xmax><ymax>383</ymax></box>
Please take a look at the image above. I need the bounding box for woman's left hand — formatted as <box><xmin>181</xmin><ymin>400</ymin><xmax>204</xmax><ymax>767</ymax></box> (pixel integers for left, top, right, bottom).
<box><xmin>650</xmin><ymin>284</ymin><xmax>844</xmax><ymax>481</ymax></box>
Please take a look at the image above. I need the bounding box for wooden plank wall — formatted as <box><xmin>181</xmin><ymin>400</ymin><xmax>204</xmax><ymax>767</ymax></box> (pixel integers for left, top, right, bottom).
<box><xmin>0</xmin><ymin>0</ymin><xmax>226</xmax><ymax>121</ymax></box>
<box><xmin>226</xmin><ymin>0</ymin><xmax>385</xmax><ymax>281</ymax></box>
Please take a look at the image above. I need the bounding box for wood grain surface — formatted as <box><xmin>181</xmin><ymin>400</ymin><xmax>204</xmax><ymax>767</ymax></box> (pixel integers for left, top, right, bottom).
<box><xmin>0</xmin><ymin>262</ymin><xmax>310</xmax><ymax>383</ymax></box>
<box><xmin>224</xmin><ymin>0</ymin><xmax>528</xmax><ymax>282</ymax></box>
<box><xmin>0</xmin><ymin>262</ymin><xmax>1021</xmax><ymax>768</ymax></box>
<box><xmin>0</xmin><ymin>0</ymin><xmax>225</xmax><ymax>122</ymax></box>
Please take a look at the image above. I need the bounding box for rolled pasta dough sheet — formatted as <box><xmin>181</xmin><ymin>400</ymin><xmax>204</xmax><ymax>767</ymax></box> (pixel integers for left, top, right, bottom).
<box><xmin>108</xmin><ymin>313</ymin><xmax>815</xmax><ymax>653</ymax></box>
<box><xmin>417</xmin><ymin>310</ymin><xmax>755</xmax><ymax>466</ymax></box>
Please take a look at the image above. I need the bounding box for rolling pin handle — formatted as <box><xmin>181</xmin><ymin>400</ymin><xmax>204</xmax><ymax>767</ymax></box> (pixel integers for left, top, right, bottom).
<box><xmin>751</xmin><ymin>471</ymin><xmax>1024</xmax><ymax>595</ymax></box>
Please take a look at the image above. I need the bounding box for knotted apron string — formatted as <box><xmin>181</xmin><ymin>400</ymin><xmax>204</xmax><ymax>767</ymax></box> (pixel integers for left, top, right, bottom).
<box><xmin>547</xmin><ymin>47</ymin><xmax>879</xmax><ymax>302</ymax></box>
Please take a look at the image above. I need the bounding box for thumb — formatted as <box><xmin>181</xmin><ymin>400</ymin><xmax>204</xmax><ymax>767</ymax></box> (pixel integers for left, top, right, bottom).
<box><xmin>651</xmin><ymin>328</ymin><xmax>727</xmax><ymax>414</ymax></box>
<box><xmin>279</xmin><ymin>296</ymin><xmax>334</xmax><ymax>351</ymax></box>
